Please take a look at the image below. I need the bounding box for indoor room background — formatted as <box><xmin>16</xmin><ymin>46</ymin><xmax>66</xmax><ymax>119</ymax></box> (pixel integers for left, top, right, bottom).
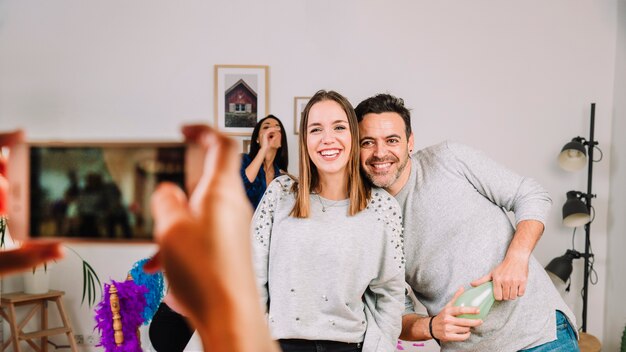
<box><xmin>1</xmin><ymin>1</ymin><xmax>625</xmax><ymax>351</ymax></box>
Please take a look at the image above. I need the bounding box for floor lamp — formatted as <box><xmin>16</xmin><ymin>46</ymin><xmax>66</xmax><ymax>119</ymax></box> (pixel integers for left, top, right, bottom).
<box><xmin>546</xmin><ymin>102</ymin><xmax>599</xmax><ymax>333</ymax></box>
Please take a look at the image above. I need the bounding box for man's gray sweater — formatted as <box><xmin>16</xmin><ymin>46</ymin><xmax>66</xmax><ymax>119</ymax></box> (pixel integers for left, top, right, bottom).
<box><xmin>398</xmin><ymin>141</ymin><xmax>575</xmax><ymax>351</ymax></box>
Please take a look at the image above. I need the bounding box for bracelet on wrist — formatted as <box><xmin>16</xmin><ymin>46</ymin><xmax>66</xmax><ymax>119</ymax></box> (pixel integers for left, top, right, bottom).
<box><xmin>429</xmin><ymin>315</ymin><xmax>440</xmax><ymax>345</ymax></box>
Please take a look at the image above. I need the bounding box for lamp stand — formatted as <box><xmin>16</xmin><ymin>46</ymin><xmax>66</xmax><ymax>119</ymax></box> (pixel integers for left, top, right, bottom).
<box><xmin>581</xmin><ymin>102</ymin><xmax>598</xmax><ymax>333</ymax></box>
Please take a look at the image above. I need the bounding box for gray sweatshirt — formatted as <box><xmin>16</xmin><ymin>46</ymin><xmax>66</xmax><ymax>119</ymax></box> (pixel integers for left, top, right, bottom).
<box><xmin>398</xmin><ymin>141</ymin><xmax>576</xmax><ymax>352</ymax></box>
<box><xmin>251</xmin><ymin>175</ymin><xmax>405</xmax><ymax>352</ymax></box>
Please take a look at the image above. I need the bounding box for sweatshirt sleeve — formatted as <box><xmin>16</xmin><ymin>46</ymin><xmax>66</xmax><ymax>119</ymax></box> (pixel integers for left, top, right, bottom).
<box><xmin>250</xmin><ymin>176</ymin><xmax>290</xmax><ymax>312</ymax></box>
<box><xmin>445</xmin><ymin>141</ymin><xmax>552</xmax><ymax>226</ymax></box>
<box><xmin>363</xmin><ymin>193</ymin><xmax>405</xmax><ymax>352</ymax></box>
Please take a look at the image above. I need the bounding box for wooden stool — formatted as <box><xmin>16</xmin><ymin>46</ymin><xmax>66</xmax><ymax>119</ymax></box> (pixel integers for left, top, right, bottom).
<box><xmin>579</xmin><ymin>332</ymin><xmax>602</xmax><ymax>352</ymax></box>
<box><xmin>0</xmin><ymin>290</ymin><xmax>78</xmax><ymax>352</ymax></box>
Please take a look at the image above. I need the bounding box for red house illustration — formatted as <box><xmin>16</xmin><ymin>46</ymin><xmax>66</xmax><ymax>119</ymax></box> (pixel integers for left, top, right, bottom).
<box><xmin>225</xmin><ymin>79</ymin><xmax>257</xmax><ymax>115</ymax></box>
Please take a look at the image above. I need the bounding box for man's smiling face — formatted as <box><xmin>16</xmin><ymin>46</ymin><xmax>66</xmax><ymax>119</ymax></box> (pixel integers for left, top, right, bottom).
<box><xmin>359</xmin><ymin>112</ymin><xmax>413</xmax><ymax>195</ymax></box>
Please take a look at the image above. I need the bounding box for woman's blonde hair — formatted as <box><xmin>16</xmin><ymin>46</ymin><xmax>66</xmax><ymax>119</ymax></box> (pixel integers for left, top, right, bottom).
<box><xmin>290</xmin><ymin>90</ymin><xmax>371</xmax><ymax>218</ymax></box>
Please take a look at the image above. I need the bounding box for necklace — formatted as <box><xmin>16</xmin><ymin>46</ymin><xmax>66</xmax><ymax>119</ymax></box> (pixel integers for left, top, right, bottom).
<box><xmin>316</xmin><ymin>194</ymin><xmax>343</xmax><ymax>212</ymax></box>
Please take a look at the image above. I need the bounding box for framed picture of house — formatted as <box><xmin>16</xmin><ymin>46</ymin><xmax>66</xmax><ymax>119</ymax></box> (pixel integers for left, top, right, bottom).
<box><xmin>293</xmin><ymin>96</ymin><xmax>311</xmax><ymax>134</ymax></box>
<box><xmin>214</xmin><ymin>65</ymin><xmax>269</xmax><ymax>136</ymax></box>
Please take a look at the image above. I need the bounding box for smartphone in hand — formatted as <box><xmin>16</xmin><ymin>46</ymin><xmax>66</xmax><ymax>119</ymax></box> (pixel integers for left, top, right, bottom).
<box><xmin>7</xmin><ymin>140</ymin><xmax>202</xmax><ymax>243</ymax></box>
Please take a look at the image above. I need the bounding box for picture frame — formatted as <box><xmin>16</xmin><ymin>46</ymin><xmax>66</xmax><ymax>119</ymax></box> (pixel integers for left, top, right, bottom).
<box><xmin>293</xmin><ymin>96</ymin><xmax>311</xmax><ymax>134</ymax></box>
<box><xmin>232</xmin><ymin>136</ymin><xmax>252</xmax><ymax>154</ymax></box>
<box><xmin>243</xmin><ymin>139</ymin><xmax>252</xmax><ymax>154</ymax></box>
<box><xmin>214</xmin><ymin>65</ymin><xmax>269</xmax><ymax>136</ymax></box>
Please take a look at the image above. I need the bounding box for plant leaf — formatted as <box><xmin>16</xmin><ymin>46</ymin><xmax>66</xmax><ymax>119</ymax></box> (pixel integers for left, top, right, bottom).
<box><xmin>87</xmin><ymin>270</ymin><xmax>93</xmax><ymax>307</ymax></box>
<box><xmin>84</xmin><ymin>261</ymin><xmax>102</xmax><ymax>290</ymax></box>
<box><xmin>80</xmin><ymin>260</ymin><xmax>102</xmax><ymax>307</ymax></box>
<box><xmin>81</xmin><ymin>261</ymin><xmax>88</xmax><ymax>305</ymax></box>
<box><xmin>90</xmin><ymin>268</ymin><xmax>96</xmax><ymax>307</ymax></box>
<box><xmin>65</xmin><ymin>245</ymin><xmax>102</xmax><ymax>308</ymax></box>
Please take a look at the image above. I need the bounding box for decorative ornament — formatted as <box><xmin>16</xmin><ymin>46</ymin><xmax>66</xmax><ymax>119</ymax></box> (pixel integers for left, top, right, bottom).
<box><xmin>129</xmin><ymin>258</ymin><xmax>164</xmax><ymax>324</ymax></box>
<box><xmin>94</xmin><ymin>280</ymin><xmax>148</xmax><ymax>352</ymax></box>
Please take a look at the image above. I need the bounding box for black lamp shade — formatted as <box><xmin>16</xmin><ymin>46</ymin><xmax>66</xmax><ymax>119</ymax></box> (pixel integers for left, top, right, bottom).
<box><xmin>558</xmin><ymin>138</ymin><xmax>587</xmax><ymax>172</ymax></box>
<box><xmin>545</xmin><ymin>249</ymin><xmax>580</xmax><ymax>283</ymax></box>
<box><xmin>562</xmin><ymin>191</ymin><xmax>591</xmax><ymax>227</ymax></box>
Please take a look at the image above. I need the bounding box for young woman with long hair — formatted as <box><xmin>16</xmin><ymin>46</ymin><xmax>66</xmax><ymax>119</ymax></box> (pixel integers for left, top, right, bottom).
<box><xmin>251</xmin><ymin>90</ymin><xmax>404</xmax><ymax>352</ymax></box>
<box><xmin>241</xmin><ymin>115</ymin><xmax>289</xmax><ymax>209</ymax></box>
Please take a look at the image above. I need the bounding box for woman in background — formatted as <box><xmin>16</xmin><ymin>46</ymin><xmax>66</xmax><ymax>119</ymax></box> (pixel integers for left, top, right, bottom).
<box><xmin>252</xmin><ymin>90</ymin><xmax>405</xmax><ymax>352</ymax></box>
<box><xmin>241</xmin><ymin>115</ymin><xmax>289</xmax><ymax>209</ymax></box>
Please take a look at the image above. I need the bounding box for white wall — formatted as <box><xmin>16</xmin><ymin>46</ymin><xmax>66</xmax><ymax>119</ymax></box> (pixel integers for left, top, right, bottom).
<box><xmin>0</xmin><ymin>0</ymin><xmax>620</xmax><ymax>350</ymax></box>
<box><xmin>604</xmin><ymin>0</ymin><xmax>626</xmax><ymax>350</ymax></box>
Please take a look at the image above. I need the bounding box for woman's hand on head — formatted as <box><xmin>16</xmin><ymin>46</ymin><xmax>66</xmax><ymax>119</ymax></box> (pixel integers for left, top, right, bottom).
<box><xmin>261</xmin><ymin>126</ymin><xmax>282</xmax><ymax>151</ymax></box>
<box><xmin>259</xmin><ymin>128</ymin><xmax>272</xmax><ymax>151</ymax></box>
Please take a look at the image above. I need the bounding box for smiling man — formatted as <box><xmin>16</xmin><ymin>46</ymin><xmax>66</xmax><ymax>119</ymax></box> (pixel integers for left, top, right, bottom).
<box><xmin>355</xmin><ymin>94</ymin><xmax>580</xmax><ymax>352</ymax></box>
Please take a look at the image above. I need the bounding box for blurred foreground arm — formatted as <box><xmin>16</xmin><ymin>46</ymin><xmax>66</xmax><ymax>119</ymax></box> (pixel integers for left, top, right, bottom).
<box><xmin>144</xmin><ymin>125</ymin><xmax>278</xmax><ymax>352</ymax></box>
<box><xmin>0</xmin><ymin>130</ymin><xmax>24</xmax><ymax>215</ymax></box>
<box><xmin>0</xmin><ymin>243</ymin><xmax>63</xmax><ymax>276</ymax></box>
<box><xmin>0</xmin><ymin>130</ymin><xmax>63</xmax><ymax>277</ymax></box>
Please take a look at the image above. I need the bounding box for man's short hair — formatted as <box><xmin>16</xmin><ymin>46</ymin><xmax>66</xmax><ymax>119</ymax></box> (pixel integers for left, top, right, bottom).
<box><xmin>355</xmin><ymin>93</ymin><xmax>412</xmax><ymax>139</ymax></box>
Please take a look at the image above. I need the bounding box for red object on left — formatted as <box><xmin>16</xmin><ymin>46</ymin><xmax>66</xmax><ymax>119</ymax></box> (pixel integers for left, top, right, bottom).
<box><xmin>0</xmin><ymin>156</ymin><xmax>8</xmax><ymax>215</ymax></box>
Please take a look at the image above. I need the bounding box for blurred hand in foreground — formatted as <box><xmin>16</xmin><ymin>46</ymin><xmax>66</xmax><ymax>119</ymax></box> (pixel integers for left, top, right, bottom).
<box><xmin>145</xmin><ymin>125</ymin><xmax>278</xmax><ymax>352</ymax></box>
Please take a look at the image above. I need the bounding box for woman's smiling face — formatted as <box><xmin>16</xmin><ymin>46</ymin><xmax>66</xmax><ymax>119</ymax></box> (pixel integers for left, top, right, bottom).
<box><xmin>306</xmin><ymin>100</ymin><xmax>352</xmax><ymax>177</ymax></box>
